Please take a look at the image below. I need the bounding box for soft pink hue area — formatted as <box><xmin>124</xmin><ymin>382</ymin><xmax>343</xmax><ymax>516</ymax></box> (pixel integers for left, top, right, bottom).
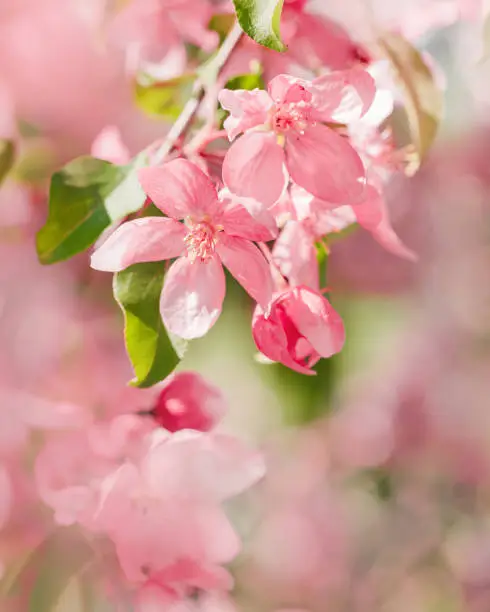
<box><xmin>110</xmin><ymin>0</ymin><xmax>218</xmax><ymax>72</ymax></box>
<box><xmin>36</xmin><ymin>421</ymin><xmax>265</xmax><ymax>604</ymax></box>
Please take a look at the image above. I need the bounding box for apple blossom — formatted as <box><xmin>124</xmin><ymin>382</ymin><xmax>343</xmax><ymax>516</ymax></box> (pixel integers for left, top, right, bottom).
<box><xmin>0</xmin><ymin>0</ymin><xmax>467</xmax><ymax>609</ymax></box>
<box><xmin>220</xmin><ymin>68</ymin><xmax>376</xmax><ymax>206</ymax></box>
<box><xmin>91</xmin><ymin>158</ymin><xmax>275</xmax><ymax>339</ymax></box>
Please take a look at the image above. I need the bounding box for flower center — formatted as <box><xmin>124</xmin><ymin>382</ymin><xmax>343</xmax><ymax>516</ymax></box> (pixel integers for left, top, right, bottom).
<box><xmin>271</xmin><ymin>100</ymin><xmax>312</xmax><ymax>135</ymax></box>
<box><xmin>184</xmin><ymin>220</ymin><xmax>218</xmax><ymax>262</ymax></box>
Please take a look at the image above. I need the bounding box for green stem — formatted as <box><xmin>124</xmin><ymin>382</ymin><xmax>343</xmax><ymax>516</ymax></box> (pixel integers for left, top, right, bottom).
<box><xmin>153</xmin><ymin>22</ymin><xmax>243</xmax><ymax>164</ymax></box>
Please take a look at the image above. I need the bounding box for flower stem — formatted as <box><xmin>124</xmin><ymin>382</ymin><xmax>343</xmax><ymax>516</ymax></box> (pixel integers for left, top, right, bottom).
<box><xmin>153</xmin><ymin>22</ymin><xmax>243</xmax><ymax>165</ymax></box>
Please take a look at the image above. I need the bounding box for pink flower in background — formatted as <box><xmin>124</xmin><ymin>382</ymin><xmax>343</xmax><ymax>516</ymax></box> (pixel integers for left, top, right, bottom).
<box><xmin>35</xmin><ymin>414</ymin><xmax>152</xmax><ymax>526</ymax></box>
<box><xmin>220</xmin><ymin>68</ymin><xmax>375</xmax><ymax>206</ymax></box>
<box><xmin>281</xmin><ymin>0</ymin><xmax>371</xmax><ymax>71</ymax></box>
<box><xmin>222</xmin><ymin>1</ymin><xmax>370</xmax><ymax>84</ymax></box>
<box><xmin>92</xmin><ymin>430</ymin><xmax>265</xmax><ymax>593</ymax></box>
<box><xmin>91</xmin><ymin>159</ymin><xmax>275</xmax><ymax>339</ymax></box>
<box><xmin>110</xmin><ymin>0</ymin><xmax>217</xmax><ymax>71</ymax></box>
<box><xmin>151</xmin><ymin>372</ymin><xmax>226</xmax><ymax>433</ymax></box>
<box><xmin>253</xmin><ymin>286</ymin><xmax>345</xmax><ymax>375</ymax></box>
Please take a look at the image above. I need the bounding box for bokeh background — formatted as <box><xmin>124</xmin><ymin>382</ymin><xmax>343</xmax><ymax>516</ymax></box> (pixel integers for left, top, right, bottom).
<box><xmin>1</xmin><ymin>1</ymin><xmax>490</xmax><ymax>610</ymax></box>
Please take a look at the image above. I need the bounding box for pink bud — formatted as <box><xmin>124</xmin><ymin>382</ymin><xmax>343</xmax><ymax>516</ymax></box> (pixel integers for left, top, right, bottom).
<box><xmin>151</xmin><ymin>372</ymin><xmax>227</xmax><ymax>433</ymax></box>
<box><xmin>252</xmin><ymin>286</ymin><xmax>345</xmax><ymax>375</ymax></box>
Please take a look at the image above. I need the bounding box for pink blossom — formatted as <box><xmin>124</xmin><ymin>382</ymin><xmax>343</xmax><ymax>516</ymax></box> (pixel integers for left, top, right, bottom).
<box><xmin>253</xmin><ymin>286</ymin><xmax>345</xmax><ymax>375</ymax></box>
<box><xmin>35</xmin><ymin>414</ymin><xmax>152</xmax><ymax>526</ymax></box>
<box><xmin>281</xmin><ymin>0</ymin><xmax>371</xmax><ymax>72</ymax></box>
<box><xmin>92</xmin><ymin>430</ymin><xmax>265</xmax><ymax>589</ymax></box>
<box><xmin>0</xmin><ymin>388</ymin><xmax>89</xmax><ymax>457</ymax></box>
<box><xmin>222</xmin><ymin>2</ymin><xmax>370</xmax><ymax>84</ymax></box>
<box><xmin>91</xmin><ymin>159</ymin><xmax>275</xmax><ymax>339</ymax></box>
<box><xmin>219</xmin><ymin>69</ymin><xmax>375</xmax><ymax>206</ymax></box>
<box><xmin>151</xmin><ymin>371</ymin><xmax>226</xmax><ymax>433</ymax></box>
<box><xmin>110</xmin><ymin>0</ymin><xmax>217</xmax><ymax>71</ymax></box>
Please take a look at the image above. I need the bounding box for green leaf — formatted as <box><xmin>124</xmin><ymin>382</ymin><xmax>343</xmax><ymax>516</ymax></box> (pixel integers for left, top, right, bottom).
<box><xmin>2</xmin><ymin>528</ymin><xmax>93</xmax><ymax>612</ymax></box>
<box><xmin>379</xmin><ymin>33</ymin><xmax>443</xmax><ymax>168</ymax></box>
<box><xmin>114</xmin><ymin>262</ymin><xmax>185</xmax><ymax>388</ymax></box>
<box><xmin>36</xmin><ymin>156</ymin><xmax>146</xmax><ymax>265</ymax></box>
<box><xmin>224</xmin><ymin>71</ymin><xmax>264</xmax><ymax>91</ymax></box>
<box><xmin>134</xmin><ymin>73</ymin><xmax>196</xmax><ymax>121</ymax></box>
<box><xmin>232</xmin><ymin>0</ymin><xmax>286</xmax><ymax>52</ymax></box>
<box><xmin>0</xmin><ymin>139</ymin><xmax>15</xmax><ymax>185</ymax></box>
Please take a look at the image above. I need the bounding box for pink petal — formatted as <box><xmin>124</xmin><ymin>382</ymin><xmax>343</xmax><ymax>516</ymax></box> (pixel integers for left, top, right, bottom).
<box><xmin>288</xmin><ymin>288</ymin><xmax>346</xmax><ymax>358</ymax></box>
<box><xmin>216</xmin><ymin>235</ymin><xmax>273</xmax><ymax>307</ymax></box>
<box><xmin>316</xmin><ymin>205</ymin><xmax>357</xmax><ymax>235</ymax></box>
<box><xmin>143</xmin><ymin>431</ymin><xmax>265</xmax><ymax>502</ymax></box>
<box><xmin>218</xmin><ymin>88</ymin><xmax>273</xmax><ymax>141</ymax></box>
<box><xmin>268</xmin><ymin>74</ymin><xmax>313</xmax><ymax>105</ymax></box>
<box><xmin>289</xmin><ymin>12</ymin><xmax>369</xmax><ymax>71</ymax></box>
<box><xmin>354</xmin><ymin>186</ymin><xmax>417</xmax><ymax>261</ymax></box>
<box><xmin>90</xmin><ymin>217</ymin><xmax>186</xmax><ymax>272</ymax></box>
<box><xmin>223</xmin><ymin>131</ymin><xmax>287</xmax><ymax>207</ymax></box>
<box><xmin>139</xmin><ymin>159</ymin><xmax>219</xmax><ymax>220</ymax></box>
<box><xmin>372</xmin><ymin>221</ymin><xmax>418</xmax><ymax>262</ymax></box>
<box><xmin>272</xmin><ymin>221</ymin><xmax>319</xmax><ymax>290</ymax></box>
<box><xmin>218</xmin><ymin>189</ymin><xmax>278</xmax><ymax>241</ymax></box>
<box><xmin>160</xmin><ymin>256</ymin><xmax>225</xmax><ymax>339</ymax></box>
<box><xmin>170</xmin><ymin>3</ymin><xmax>218</xmax><ymax>51</ymax></box>
<box><xmin>351</xmin><ymin>185</ymin><xmax>384</xmax><ymax>231</ymax></box>
<box><xmin>91</xmin><ymin>126</ymin><xmax>130</xmax><ymax>165</ymax></box>
<box><xmin>285</xmin><ymin>124</ymin><xmax>366</xmax><ymax>204</ymax></box>
<box><xmin>252</xmin><ymin>305</ymin><xmax>315</xmax><ymax>376</ymax></box>
<box><xmin>312</xmin><ymin>67</ymin><xmax>377</xmax><ymax>123</ymax></box>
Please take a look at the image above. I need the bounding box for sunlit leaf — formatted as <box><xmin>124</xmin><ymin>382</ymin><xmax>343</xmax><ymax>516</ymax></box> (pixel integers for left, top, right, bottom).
<box><xmin>0</xmin><ymin>140</ymin><xmax>15</xmax><ymax>186</ymax></box>
<box><xmin>232</xmin><ymin>0</ymin><xmax>286</xmax><ymax>52</ymax></box>
<box><xmin>224</xmin><ymin>71</ymin><xmax>264</xmax><ymax>91</ymax></box>
<box><xmin>36</xmin><ymin>156</ymin><xmax>146</xmax><ymax>265</ymax></box>
<box><xmin>379</xmin><ymin>33</ymin><xmax>443</xmax><ymax>167</ymax></box>
<box><xmin>114</xmin><ymin>262</ymin><xmax>185</xmax><ymax>388</ymax></box>
<box><xmin>134</xmin><ymin>73</ymin><xmax>196</xmax><ymax>121</ymax></box>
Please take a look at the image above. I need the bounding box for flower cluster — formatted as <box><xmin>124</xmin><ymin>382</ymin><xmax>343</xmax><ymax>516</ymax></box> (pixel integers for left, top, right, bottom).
<box><xmin>91</xmin><ymin>64</ymin><xmax>415</xmax><ymax>373</ymax></box>
<box><xmin>0</xmin><ymin>0</ymin><xmax>465</xmax><ymax>610</ymax></box>
<box><xmin>36</xmin><ymin>371</ymin><xmax>264</xmax><ymax>609</ymax></box>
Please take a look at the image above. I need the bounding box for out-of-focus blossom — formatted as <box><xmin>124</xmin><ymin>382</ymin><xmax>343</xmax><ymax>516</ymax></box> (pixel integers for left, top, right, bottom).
<box><xmin>151</xmin><ymin>371</ymin><xmax>227</xmax><ymax>433</ymax></box>
<box><xmin>109</xmin><ymin>0</ymin><xmax>218</xmax><ymax>72</ymax></box>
